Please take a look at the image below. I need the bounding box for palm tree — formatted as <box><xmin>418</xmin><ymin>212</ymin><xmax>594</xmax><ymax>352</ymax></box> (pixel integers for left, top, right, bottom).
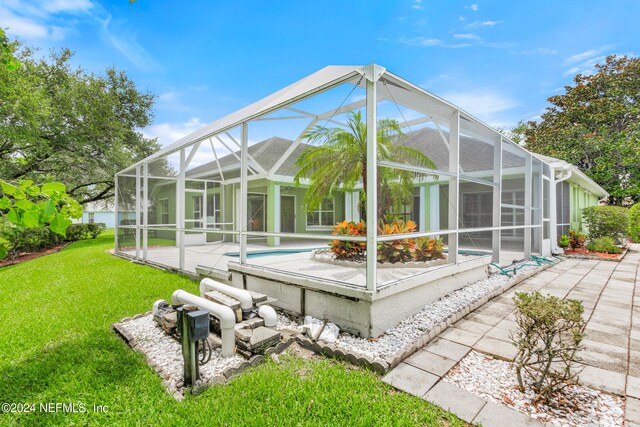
<box><xmin>294</xmin><ymin>111</ymin><xmax>437</xmax><ymax>221</ymax></box>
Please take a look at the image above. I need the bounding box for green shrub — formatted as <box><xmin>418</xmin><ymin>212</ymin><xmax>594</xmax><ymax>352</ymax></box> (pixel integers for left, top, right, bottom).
<box><xmin>630</xmin><ymin>203</ymin><xmax>640</xmax><ymax>242</ymax></box>
<box><xmin>582</xmin><ymin>205</ymin><xmax>629</xmax><ymax>239</ymax></box>
<box><xmin>330</xmin><ymin>220</ymin><xmax>366</xmax><ymax>261</ymax></box>
<box><xmin>569</xmin><ymin>229</ymin><xmax>587</xmax><ymax>249</ymax></box>
<box><xmin>376</xmin><ymin>219</ymin><xmax>417</xmax><ymax>264</ymax></box>
<box><xmin>586</xmin><ymin>237</ymin><xmax>623</xmax><ymax>254</ymax></box>
<box><xmin>414</xmin><ymin>237</ymin><xmax>445</xmax><ymax>262</ymax></box>
<box><xmin>86</xmin><ymin>223</ymin><xmax>106</xmax><ymax>238</ymax></box>
<box><xmin>512</xmin><ymin>292</ymin><xmax>585</xmax><ymax>403</ymax></box>
<box><xmin>0</xmin><ymin>222</ymin><xmax>105</xmax><ymax>259</ymax></box>
<box><xmin>558</xmin><ymin>234</ymin><xmax>570</xmax><ymax>249</ymax></box>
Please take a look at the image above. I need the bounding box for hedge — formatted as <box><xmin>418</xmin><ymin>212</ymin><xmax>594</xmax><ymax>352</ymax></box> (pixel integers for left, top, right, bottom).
<box><xmin>630</xmin><ymin>203</ymin><xmax>640</xmax><ymax>242</ymax></box>
<box><xmin>582</xmin><ymin>206</ymin><xmax>629</xmax><ymax>239</ymax></box>
<box><xmin>1</xmin><ymin>222</ymin><xmax>106</xmax><ymax>259</ymax></box>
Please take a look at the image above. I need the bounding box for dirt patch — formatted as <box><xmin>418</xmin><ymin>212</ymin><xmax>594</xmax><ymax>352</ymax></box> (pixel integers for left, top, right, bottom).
<box><xmin>0</xmin><ymin>243</ymin><xmax>69</xmax><ymax>268</ymax></box>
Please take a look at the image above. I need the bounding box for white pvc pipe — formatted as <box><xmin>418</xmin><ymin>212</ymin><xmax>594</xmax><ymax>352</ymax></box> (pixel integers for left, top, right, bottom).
<box><xmin>257</xmin><ymin>305</ymin><xmax>277</xmax><ymax>328</ymax></box>
<box><xmin>171</xmin><ymin>289</ymin><xmax>236</xmax><ymax>357</ymax></box>
<box><xmin>200</xmin><ymin>278</ymin><xmax>253</xmax><ymax>312</ymax></box>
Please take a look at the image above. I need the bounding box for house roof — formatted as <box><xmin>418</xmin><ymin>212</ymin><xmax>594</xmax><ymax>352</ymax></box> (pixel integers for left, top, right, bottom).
<box><xmin>186</xmin><ymin>127</ymin><xmax>527</xmax><ymax>180</ymax></box>
<box><xmin>533</xmin><ymin>154</ymin><xmax>608</xmax><ymax>197</ymax></box>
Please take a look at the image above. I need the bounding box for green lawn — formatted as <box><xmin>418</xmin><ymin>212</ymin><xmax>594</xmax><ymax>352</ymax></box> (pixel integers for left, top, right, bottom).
<box><xmin>0</xmin><ymin>231</ymin><xmax>466</xmax><ymax>426</ymax></box>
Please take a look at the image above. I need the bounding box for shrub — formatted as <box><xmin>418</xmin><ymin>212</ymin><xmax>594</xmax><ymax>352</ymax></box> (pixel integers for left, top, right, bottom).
<box><xmin>376</xmin><ymin>219</ymin><xmax>417</xmax><ymax>264</ymax></box>
<box><xmin>586</xmin><ymin>236</ymin><xmax>623</xmax><ymax>254</ymax></box>
<box><xmin>630</xmin><ymin>203</ymin><xmax>640</xmax><ymax>242</ymax></box>
<box><xmin>0</xmin><ymin>222</ymin><xmax>105</xmax><ymax>259</ymax></box>
<box><xmin>582</xmin><ymin>205</ymin><xmax>629</xmax><ymax>240</ymax></box>
<box><xmin>330</xmin><ymin>220</ymin><xmax>366</xmax><ymax>261</ymax></box>
<box><xmin>558</xmin><ymin>234</ymin><xmax>570</xmax><ymax>249</ymax></box>
<box><xmin>66</xmin><ymin>223</ymin><xmax>106</xmax><ymax>240</ymax></box>
<box><xmin>414</xmin><ymin>237</ymin><xmax>445</xmax><ymax>262</ymax></box>
<box><xmin>86</xmin><ymin>223</ymin><xmax>106</xmax><ymax>238</ymax></box>
<box><xmin>511</xmin><ymin>292</ymin><xmax>585</xmax><ymax>404</ymax></box>
<box><xmin>568</xmin><ymin>229</ymin><xmax>587</xmax><ymax>249</ymax></box>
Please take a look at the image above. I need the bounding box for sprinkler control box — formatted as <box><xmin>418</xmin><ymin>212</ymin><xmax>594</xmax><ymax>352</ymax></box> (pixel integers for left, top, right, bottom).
<box><xmin>186</xmin><ymin>310</ymin><xmax>210</xmax><ymax>341</ymax></box>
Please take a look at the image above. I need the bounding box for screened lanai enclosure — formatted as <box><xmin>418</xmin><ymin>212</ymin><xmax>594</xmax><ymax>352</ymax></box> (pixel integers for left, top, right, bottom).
<box><xmin>115</xmin><ymin>64</ymin><xmax>604</xmax><ymax>336</ymax></box>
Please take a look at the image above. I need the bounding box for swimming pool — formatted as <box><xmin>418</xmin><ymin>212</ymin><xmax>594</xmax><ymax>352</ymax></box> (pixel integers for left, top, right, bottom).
<box><xmin>223</xmin><ymin>248</ymin><xmax>324</xmax><ymax>259</ymax></box>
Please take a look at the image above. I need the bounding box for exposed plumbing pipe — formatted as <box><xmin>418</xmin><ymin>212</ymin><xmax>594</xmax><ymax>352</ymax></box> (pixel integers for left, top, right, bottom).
<box><xmin>200</xmin><ymin>278</ymin><xmax>253</xmax><ymax>319</ymax></box>
<box><xmin>171</xmin><ymin>289</ymin><xmax>236</xmax><ymax>357</ymax></box>
<box><xmin>257</xmin><ymin>305</ymin><xmax>277</xmax><ymax>328</ymax></box>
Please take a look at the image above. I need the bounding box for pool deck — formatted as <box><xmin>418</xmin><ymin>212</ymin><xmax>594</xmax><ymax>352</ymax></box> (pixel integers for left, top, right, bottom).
<box><xmin>119</xmin><ymin>242</ymin><xmax>522</xmax><ymax>288</ymax></box>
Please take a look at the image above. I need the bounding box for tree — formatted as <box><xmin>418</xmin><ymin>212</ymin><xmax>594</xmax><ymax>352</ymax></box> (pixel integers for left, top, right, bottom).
<box><xmin>294</xmin><ymin>111</ymin><xmax>437</xmax><ymax>220</ymax></box>
<box><xmin>524</xmin><ymin>55</ymin><xmax>640</xmax><ymax>205</ymax></box>
<box><xmin>0</xmin><ymin>179</ymin><xmax>82</xmax><ymax>258</ymax></box>
<box><xmin>0</xmin><ymin>28</ymin><xmax>20</xmax><ymax>71</ymax></box>
<box><xmin>0</xmin><ymin>39</ymin><xmax>160</xmax><ymax>205</ymax></box>
<box><xmin>500</xmin><ymin>120</ymin><xmax>527</xmax><ymax>145</ymax></box>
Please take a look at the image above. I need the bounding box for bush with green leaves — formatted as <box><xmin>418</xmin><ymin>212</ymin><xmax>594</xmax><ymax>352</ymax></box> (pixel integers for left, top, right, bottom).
<box><xmin>558</xmin><ymin>234</ymin><xmax>570</xmax><ymax>249</ymax></box>
<box><xmin>568</xmin><ymin>229</ymin><xmax>587</xmax><ymax>249</ymax></box>
<box><xmin>0</xmin><ymin>179</ymin><xmax>82</xmax><ymax>258</ymax></box>
<box><xmin>511</xmin><ymin>292</ymin><xmax>585</xmax><ymax>404</ymax></box>
<box><xmin>1</xmin><ymin>223</ymin><xmax>104</xmax><ymax>259</ymax></box>
<box><xmin>586</xmin><ymin>236</ymin><xmax>623</xmax><ymax>254</ymax></box>
<box><xmin>582</xmin><ymin>205</ymin><xmax>629</xmax><ymax>240</ymax></box>
<box><xmin>629</xmin><ymin>203</ymin><xmax>640</xmax><ymax>242</ymax></box>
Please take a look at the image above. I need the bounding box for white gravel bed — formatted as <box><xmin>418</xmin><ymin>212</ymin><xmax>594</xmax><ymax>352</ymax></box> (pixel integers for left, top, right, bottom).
<box><xmin>332</xmin><ymin>265</ymin><xmax>538</xmax><ymax>360</ymax></box>
<box><xmin>444</xmin><ymin>350</ymin><xmax>624</xmax><ymax>427</ymax></box>
<box><xmin>273</xmin><ymin>264</ymin><xmax>541</xmax><ymax>361</ymax></box>
<box><xmin>276</xmin><ymin>313</ymin><xmax>304</xmax><ymax>334</ymax></box>
<box><xmin>121</xmin><ymin>315</ymin><xmax>244</xmax><ymax>392</ymax></box>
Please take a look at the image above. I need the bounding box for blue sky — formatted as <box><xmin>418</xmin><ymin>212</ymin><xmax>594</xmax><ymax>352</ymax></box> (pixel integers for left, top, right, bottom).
<box><xmin>2</xmin><ymin>0</ymin><xmax>639</xmax><ymax>147</ymax></box>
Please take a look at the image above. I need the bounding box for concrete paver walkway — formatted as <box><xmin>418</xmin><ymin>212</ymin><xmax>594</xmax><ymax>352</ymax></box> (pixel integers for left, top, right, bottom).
<box><xmin>383</xmin><ymin>246</ymin><xmax>640</xmax><ymax>426</ymax></box>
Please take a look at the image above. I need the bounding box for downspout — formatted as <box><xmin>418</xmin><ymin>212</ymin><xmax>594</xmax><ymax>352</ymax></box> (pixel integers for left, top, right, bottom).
<box><xmin>171</xmin><ymin>289</ymin><xmax>236</xmax><ymax>357</ymax></box>
<box><xmin>550</xmin><ymin>165</ymin><xmax>572</xmax><ymax>255</ymax></box>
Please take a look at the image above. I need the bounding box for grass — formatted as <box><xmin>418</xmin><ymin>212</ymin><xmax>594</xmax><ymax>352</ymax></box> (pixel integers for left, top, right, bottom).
<box><xmin>0</xmin><ymin>231</ymin><xmax>467</xmax><ymax>426</ymax></box>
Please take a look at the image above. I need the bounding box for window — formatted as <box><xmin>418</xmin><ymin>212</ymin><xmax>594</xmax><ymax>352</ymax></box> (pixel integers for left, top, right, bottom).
<box><xmin>307</xmin><ymin>199</ymin><xmax>335</xmax><ymax>228</ymax></box>
<box><xmin>88</xmin><ymin>212</ymin><xmax>95</xmax><ymax>224</ymax></box>
<box><xmin>192</xmin><ymin>195</ymin><xmax>203</xmax><ymax>228</ymax></box>
<box><xmin>501</xmin><ymin>191</ymin><xmax>525</xmax><ymax>237</ymax></box>
<box><xmin>389</xmin><ymin>195</ymin><xmax>420</xmax><ymax>226</ymax></box>
<box><xmin>462</xmin><ymin>192</ymin><xmax>492</xmax><ymax>228</ymax></box>
<box><xmin>207</xmin><ymin>193</ymin><xmax>221</xmax><ymax>229</ymax></box>
<box><xmin>158</xmin><ymin>199</ymin><xmax>169</xmax><ymax>225</ymax></box>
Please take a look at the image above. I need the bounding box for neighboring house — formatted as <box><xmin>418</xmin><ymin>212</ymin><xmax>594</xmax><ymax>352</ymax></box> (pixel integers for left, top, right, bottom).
<box><xmin>75</xmin><ymin>202</ymin><xmax>117</xmax><ymax>228</ymax></box>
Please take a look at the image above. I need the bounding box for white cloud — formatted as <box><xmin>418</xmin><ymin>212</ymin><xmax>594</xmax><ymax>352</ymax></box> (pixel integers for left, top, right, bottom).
<box><xmin>0</xmin><ymin>7</ymin><xmax>49</xmax><ymax>39</ymax></box>
<box><xmin>453</xmin><ymin>33</ymin><xmax>479</xmax><ymax>40</ymax></box>
<box><xmin>99</xmin><ymin>15</ymin><xmax>161</xmax><ymax>72</ymax></box>
<box><xmin>465</xmin><ymin>4</ymin><xmax>479</xmax><ymax>11</ymax></box>
<box><xmin>565</xmin><ymin>46</ymin><xmax>614</xmax><ymax>64</ymax></box>
<box><xmin>466</xmin><ymin>20</ymin><xmax>501</xmax><ymax>29</ymax></box>
<box><xmin>398</xmin><ymin>37</ymin><xmax>471</xmax><ymax>48</ymax></box>
<box><xmin>42</xmin><ymin>0</ymin><xmax>93</xmax><ymax>14</ymax></box>
<box><xmin>0</xmin><ymin>0</ymin><xmax>93</xmax><ymax>40</ymax></box>
<box><xmin>440</xmin><ymin>89</ymin><xmax>519</xmax><ymax>126</ymax></box>
<box><xmin>143</xmin><ymin>118</ymin><xmax>204</xmax><ymax>148</ymax></box>
<box><xmin>399</xmin><ymin>37</ymin><xmax>443</xmax><ymax>46</ymax></box>
<box><xmin>411</xmin><ymin>4</ymin><xmax>422</xmax><ymax>10</ymax></box>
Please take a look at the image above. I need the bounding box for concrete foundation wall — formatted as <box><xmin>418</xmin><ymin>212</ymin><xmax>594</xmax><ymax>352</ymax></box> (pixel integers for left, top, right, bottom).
<box><xmin>226</xmin><ymin>260</ymin><xmax>489</xmax><ymax>337</ymax></box>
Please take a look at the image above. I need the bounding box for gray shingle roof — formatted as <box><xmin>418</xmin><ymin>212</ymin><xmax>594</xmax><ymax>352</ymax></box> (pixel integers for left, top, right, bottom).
<box><xmin>186</xmin><ymin>127</ymin><xmax>524</xmax><ymax>179</ymax></box>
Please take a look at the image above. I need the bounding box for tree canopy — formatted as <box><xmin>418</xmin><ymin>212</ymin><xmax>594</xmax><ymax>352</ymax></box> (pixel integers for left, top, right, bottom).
<box><xmin>0</xmin><ymin>38</ymin><xmax>160</xmax><ymax>205</ymax></box>
<box><xmin>524</xmin><ymin>55</ymin><xmax>640</xmax><ymax>205</ymax></box>
<box><xmin>294</xmin><ymin>111</ymin><xmax>436</xmax><ymax>220</ymax></box>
